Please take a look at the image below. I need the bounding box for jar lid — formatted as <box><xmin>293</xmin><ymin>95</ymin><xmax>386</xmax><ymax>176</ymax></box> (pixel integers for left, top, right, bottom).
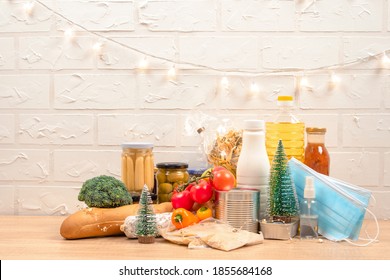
<box><xmin>306</xmin><ymin>127</ymin><xmax>327</xmax><ymax>133</ymax></box>
<box><xmin>188</xmin><ymin>168</ymin><xmax>207</xmax><ymax>176</ymax></box>
<box><xmin>121</xmin><ymin>142</ymin><xmax>154</xmax><ymax>149</ymax></box>
<box><xmin>156</xmin><ymin>162</ymin><xmax>188</xmax><ymax>169</ymax></box>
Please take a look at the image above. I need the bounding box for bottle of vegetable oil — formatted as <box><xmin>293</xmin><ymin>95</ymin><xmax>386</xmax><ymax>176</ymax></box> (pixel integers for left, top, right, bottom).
<box><xmin>265</xmin><ymin>95</ymin><xmax>305</xmax><ymax>163</ymax></box>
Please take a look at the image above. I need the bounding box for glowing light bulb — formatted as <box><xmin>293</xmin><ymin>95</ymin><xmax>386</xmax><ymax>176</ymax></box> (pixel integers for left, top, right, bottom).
<box><xmin>92</xmin><ymin>41</ymin><xmax>103</xmax><ymax>52</ymax></box>
<box><xmin>23</xmin><ymin>1</ymin><xmax>34</xmax><ymax>15</ymax></box>
<box><xmin>64</xmin><ymin>28</ymin><xmax>74</xmax><ymax>40</ymax></box>
<box><xmin>167</xmin><ymin>65</ymin><xmax>176</xmax><ymax>79</ymax></box>
<box><xmin>220</xmin><ymin>76</ymin><xmax>229</xmax><ymax>88</ymax></box>
<box><xmin>330</xmin><ymin>72</ymin><xmax>341</xmax><ymax>86</ymax></box>
<box><xmin>300</xmin><ymin>76</ymin><xmax>309</xmax><ymax>88</ymax></box>
<box><xmin>250</xmin><ymin>82</ymin><xmax>260</xmax><ymax>95</ymax></box>
<box><xmin>138</xmin><ymin>57</ymin><xmax>149</xmax><ymax>69</ymax></box>
<box><xmin>382</xmin><ymin>52</ymin><xmax>390</xmax><ymax>67</ymax></box>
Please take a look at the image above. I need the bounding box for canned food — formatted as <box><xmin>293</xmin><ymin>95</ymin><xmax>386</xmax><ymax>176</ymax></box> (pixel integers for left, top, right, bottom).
<box><xmin>156</xmin><ymin>162</ymin><xmax>189</xmax><ymax>203</ymax></box>
<box><xmin>121</xmin><ymin>143</ymin><xmax>154</xmax><ymax>194</ymax></box>
<box><xmin>215</xmin><ymin>189</ymin><xmax>260</xmax><ymax>233</ymax></box>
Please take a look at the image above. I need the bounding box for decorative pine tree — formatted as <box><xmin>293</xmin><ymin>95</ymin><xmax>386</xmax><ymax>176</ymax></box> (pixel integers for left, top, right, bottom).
<box><xmin>135</xmin><ymin>184</ymin><xmax>158</xmax><ymax>244</ymax></box>
<box><xmin>267</xmin><ymin>140</ymin><xmax>299</xmax><ymax>223</ymax></box>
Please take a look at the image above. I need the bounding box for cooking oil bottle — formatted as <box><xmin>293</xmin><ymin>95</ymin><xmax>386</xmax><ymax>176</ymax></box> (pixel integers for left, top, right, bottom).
<box><xmin>265</xmin><ymin>95</ymin><xmax>305</xmax><ymax>163</ymax></box>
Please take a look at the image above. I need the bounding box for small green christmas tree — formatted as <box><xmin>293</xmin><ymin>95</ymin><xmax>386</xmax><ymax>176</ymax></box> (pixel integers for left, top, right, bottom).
<box><xmin>267</xmin><ymin>140</ymin><xmax>299</xmax><ymax>223</ymax></box>
<box><xmin>135</xmin><ymin>185</ymin><xmax>158</xmax><ymax>243</ymax></box>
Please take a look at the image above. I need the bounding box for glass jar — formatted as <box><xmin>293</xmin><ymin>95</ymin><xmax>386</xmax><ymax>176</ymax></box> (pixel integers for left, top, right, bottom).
<box><xmin>304</xmin><ymin>127</ymin><xmax>330</xmax><ymax>175</ymax></box>
<box><xmin>121</xmin><ymin>143</ymin><xmax>154</xmax><ymax>195</ymax></box>
<box><xmin>156</xmin><ymin>162</ymin><xmax>189</xmax><ymax>203</ymax></box>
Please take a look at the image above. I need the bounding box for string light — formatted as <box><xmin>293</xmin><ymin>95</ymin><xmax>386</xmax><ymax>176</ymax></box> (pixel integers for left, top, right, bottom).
<box><xmin>23</xmin><ymin>1</ymin><xmax>34</xmax><ymax>15</ymax></box>
<box><xmin>330</xmin><ymin>72</ymin><xmax>341</xmax><ymax>86</ymax></box>
<box><xmin>300</xmin><ymin>76</ymin><xmax>309</xmax><ymax>88</ymax></box>
<box><xmin>250</xmin><ymin>82</ymin><xmax>260</xmax><ymax>95</ymax></box>
<box><xmin>92</xmin><ymin>41</ymin><xmax>104</xmax><ymax>53</ymax></box>
<box><xmin>167</xmin><ymin>65</ymin><xmax>177</xmax><ymax>80</ymax></box>
<box><xmin>64</xmin><ymin>28</ymin><xmax>75</xmax><ymax>40</ymax></box>
<box><xmin>382</xmin><ymin>52</ymin><xmax>390</xmax><ymax>68</ymax></box>
<box><xmin>220</xmin><ymin>76</ymin><xmax>229</xmax><ymax>89</ymax></box>
<box><xmin>33</xmin><ymin>0</ymin><xmax>390</xmax><ymax>76</ymax></box>
<box><xmin>138</xmin><ymin>57</ymin><xmax>149</xmax><ymax>70</ymax></box>
<box><xmin>27</xmin><ymin>0</ymin><xmax>390</xmax><ymax>95</ymax></box>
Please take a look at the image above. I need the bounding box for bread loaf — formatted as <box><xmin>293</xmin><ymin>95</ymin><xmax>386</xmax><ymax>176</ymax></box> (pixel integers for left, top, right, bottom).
<box><xmin>60</xmin><ymin>202</ymin><xmax>173</xmax><ymax>239</ymax></box>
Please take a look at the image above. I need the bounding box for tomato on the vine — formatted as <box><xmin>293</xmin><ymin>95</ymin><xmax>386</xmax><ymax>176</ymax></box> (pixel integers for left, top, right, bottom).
<box><xmin>211</xmin><ymin>168</ymin><xmax>236</xmax><ymax>191</ymax></box>
<box><xmin>190</xmin><ymin>179</ymin><xmax>213</xmax><ymax>204</ymax></box>
<box><xmin>171</xmin><ymin>190</ymin><xmax>194</xmax><ymax>210</ymax></box>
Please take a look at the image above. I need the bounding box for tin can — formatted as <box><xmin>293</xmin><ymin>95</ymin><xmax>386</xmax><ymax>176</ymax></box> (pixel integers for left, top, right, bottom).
<box><xmin>121</xmin><ymin>142</ymin><xmax>154</xmax><ymax>195</ymax></box>
<box><xmin>156</xmin><ymin>162</ymin><xmax>189</xmax><ymax>203</ymax></box>
<box><xmin>215</xmin><ymin>189</ymin><xmax>260</xmax><ymax>233</ymax></box>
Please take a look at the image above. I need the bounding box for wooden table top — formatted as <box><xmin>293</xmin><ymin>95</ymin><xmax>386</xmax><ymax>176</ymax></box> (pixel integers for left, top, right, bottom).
<box><xmin>0</xmin><ymin>215</ymin><xmax>388</xmax><ymax>260</ymax></box>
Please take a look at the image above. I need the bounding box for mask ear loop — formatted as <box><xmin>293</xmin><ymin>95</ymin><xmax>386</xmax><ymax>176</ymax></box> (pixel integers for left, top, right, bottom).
<box><xmin>342</xmin><ymin>208</ymin><xmax>380</xmax><ymax>247</ymax></box>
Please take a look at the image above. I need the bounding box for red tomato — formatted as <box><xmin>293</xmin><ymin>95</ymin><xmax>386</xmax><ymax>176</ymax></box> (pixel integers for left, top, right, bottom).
<box><xmin>211</xmin><ymin>169</ymin><xmax>236</xmax><ymax>191</ymax></box>
<box><xmin>171</xmin><ymin>190</ymin><xmax>194</xmax><ymax>210</ymax></box>
<box><xmin>190</xmin><ymin>179</ymin><xmax>213</xmax><ymax>204</ymax></box>
<box><xmin>212</xmin><ymin>166</ymin><xmax>225</xmax><ymax>172</ymax></box>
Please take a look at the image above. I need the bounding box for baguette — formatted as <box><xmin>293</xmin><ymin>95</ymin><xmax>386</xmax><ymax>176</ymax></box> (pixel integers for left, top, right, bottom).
<box><xmin>60</xmin><ymin>202</ymin><xmax>173</xmax><ymax>239</ymax></box>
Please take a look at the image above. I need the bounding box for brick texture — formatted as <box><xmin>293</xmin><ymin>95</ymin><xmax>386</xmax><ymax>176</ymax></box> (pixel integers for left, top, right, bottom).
<box><xmin>0</xmin><ymin>0</ymin><xmax>389</xmax><ymax>218</ymax></box>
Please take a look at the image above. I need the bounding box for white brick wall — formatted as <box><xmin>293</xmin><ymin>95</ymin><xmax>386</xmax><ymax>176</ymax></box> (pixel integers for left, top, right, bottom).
<box><xmin>0</xmin><ymin>0</ymin><xmax>389</xmax><ymax>219</ymax></box>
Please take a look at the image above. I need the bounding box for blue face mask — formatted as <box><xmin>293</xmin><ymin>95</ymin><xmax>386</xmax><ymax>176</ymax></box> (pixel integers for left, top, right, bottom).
<box><xmin>288</xmin><ymin>158</ymin><xmax>371</xmax><ymax>241</ymax></box>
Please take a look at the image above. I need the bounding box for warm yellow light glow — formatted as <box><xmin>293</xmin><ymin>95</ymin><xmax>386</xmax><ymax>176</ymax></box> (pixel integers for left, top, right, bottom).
<box><xmin>382</xmin><ymin>52</ymin><xmax>390</xmax><ymax>67</ymax></box>
<box><xmin>92</xmin><ymin>41</ymin><xmax>103</xmax><ymax>52</ymax></box>
<box><xmin>220</xmin><ymin>76</ymin><xmax>229</xmax><ymax>88</ymax></box>
<box><xmin>330</xmin><ymin>72</ymin><xmax>341</xmax><ymax>85</ymax></box>
<box><xmin>167</xmin><ymin>66</ymin><xmax>176</xmax><ymax>79</ymax></box>
<box><xmin>250</xmin><ymin>82</ymin><xmax>260</xmax><ymax>95</ymax></box>
<box><xmin>300</xmin><ymin>76</ymin><xmax>309</xmax><ymax>88</ymax></box>
<box><xmin>138</xmin><ymin>57</ymin><xmax>149</xmax><ymax>69</ymax></box>
<box><xmin>23</xmin><ymin>1</ymin><xmax>34</xmax><ymax>15</ymax></box>
<box><xmin>64</xmin><ymin>28</ymin><xmax>74</xmax><ymax>40</ymax></box>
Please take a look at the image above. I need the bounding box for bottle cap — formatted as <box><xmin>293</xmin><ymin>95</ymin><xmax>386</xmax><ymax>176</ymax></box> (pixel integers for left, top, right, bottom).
<box><xmin>277</xmin><ymin>95</ymin><xmax>294</xmax><ymax>106</ymax></box>
<box><xmin>277</xmin><ymin>95</ymin><xmax>293</xmax><ymax>101</ymax></box>
<box><xmin>304</xmin><ymin>176</ymin><xmax>316</xmax><ymax>199</ymax></box>
<box><xmin>244</xmin><ymin>120</ymin><xmax>264</xmax><ymax>130</ymax></box>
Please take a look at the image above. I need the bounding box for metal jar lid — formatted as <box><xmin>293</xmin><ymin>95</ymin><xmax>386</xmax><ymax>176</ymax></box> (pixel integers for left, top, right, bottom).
<box><xmin>121</xmin><ymin>142</ymin><xmax>154</xmax><ymax>149</ymax></box>
<box><xmin>306</xmin><ymin>127</ymin><xmax>327</xmax><ymax>133</ymax></box>
<box><xmin>156</xmin><ymin>162</ymin><xmax>188</xmax><ymax>169</ymax></box>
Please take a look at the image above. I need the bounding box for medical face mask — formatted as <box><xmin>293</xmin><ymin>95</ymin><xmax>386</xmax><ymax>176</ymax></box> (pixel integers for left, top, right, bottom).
<box><xmin>288</xmin><ymin>158</ymin><xmax>376</xmax><ymax>243</ymax></box>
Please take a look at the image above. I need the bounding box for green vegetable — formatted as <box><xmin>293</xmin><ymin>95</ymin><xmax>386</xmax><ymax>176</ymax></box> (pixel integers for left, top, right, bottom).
<box><xmin>78</xmin><ymin>175</ymin><xmax>133</xmax><ymax>208</ymax></box>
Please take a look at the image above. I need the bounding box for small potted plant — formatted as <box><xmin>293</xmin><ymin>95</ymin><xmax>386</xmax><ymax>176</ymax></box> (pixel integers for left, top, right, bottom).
<box><xmin>135</xmin><ymin>185</ymin><xmax>158</xmax><ymax>244</ymax></box>
<box><xmin>260</xmin><ymin>140</ymin><xmax>300</xmax><ymax>240</ymax></box>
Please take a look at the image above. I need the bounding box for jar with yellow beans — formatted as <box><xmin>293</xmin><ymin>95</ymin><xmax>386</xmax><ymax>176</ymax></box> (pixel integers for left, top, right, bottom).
<box><xmin>156</xmin><ymin>162</ymin><xmax>189</xmax><ymax>203</ymax></box>
<box><xmin>121</xmin><ymin>143</ymin><xmax>154</xmax><ymax>196</ymax></box>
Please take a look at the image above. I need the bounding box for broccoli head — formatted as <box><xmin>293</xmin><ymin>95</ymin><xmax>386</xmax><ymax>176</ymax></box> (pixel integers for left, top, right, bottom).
<box><xmin>78</xmin><ymin>175</ymin><xmax>133</xmax><ymax>208</ymax></box>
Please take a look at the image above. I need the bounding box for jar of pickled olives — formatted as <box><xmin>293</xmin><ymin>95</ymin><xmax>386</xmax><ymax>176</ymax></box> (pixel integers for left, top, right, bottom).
<box><xmin>156</xmin><ymin>162</ymin><xmax>189</xmax><ymax>203</ymax></box>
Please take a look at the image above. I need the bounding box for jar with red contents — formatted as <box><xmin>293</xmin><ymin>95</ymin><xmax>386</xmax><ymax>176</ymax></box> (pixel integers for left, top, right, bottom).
<box><xmin>304</xmin><ymin>127</ymin><xmax>330</xmax><ymax>175</ymax></box>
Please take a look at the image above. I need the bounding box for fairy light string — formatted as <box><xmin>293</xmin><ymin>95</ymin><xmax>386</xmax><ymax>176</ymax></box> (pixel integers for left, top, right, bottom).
<box><xmin>29</xmin><ymin>0</ymin><xmax>390</xmax><ymax>89</ymax></box>
<box><xmin>18</xmin><ymin>0</ymin><xmax>390</xmax><ymax>207</ymax></box>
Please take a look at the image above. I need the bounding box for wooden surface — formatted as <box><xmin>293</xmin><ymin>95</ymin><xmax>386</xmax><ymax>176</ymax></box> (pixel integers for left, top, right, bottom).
<box><xmin>0</xmin><ymin>215</ymin><xmax>389</xmax><ymax>260</ymax></box>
